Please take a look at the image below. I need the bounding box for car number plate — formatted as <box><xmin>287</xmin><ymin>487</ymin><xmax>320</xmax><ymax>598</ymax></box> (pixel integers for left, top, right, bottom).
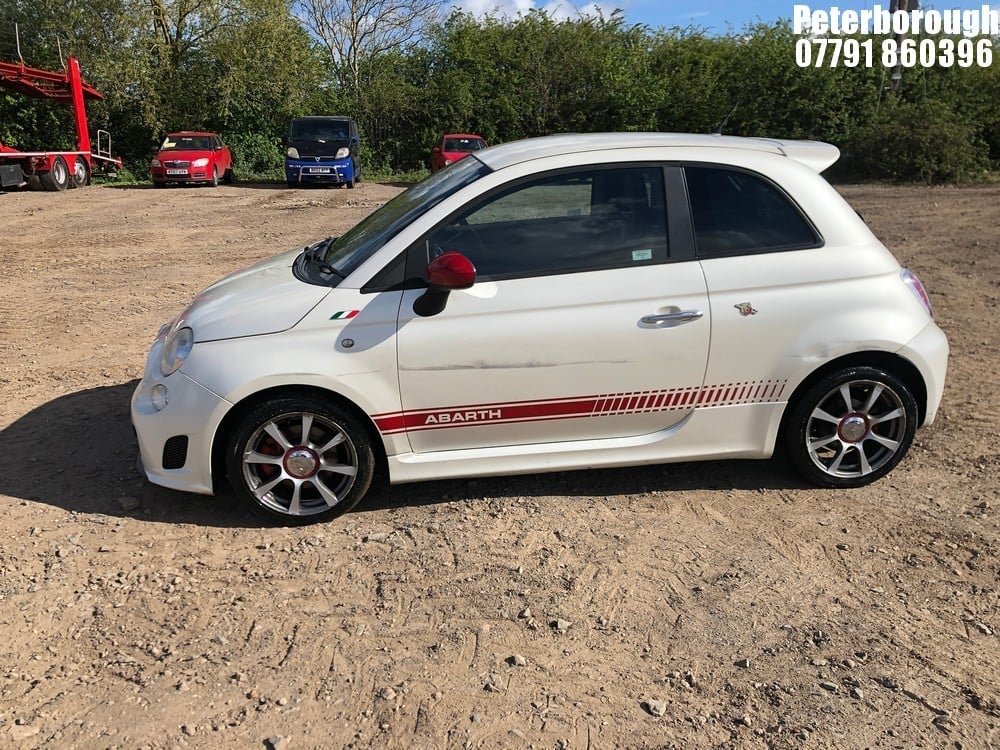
<box><xmin>166</xmin><ymin>169</ymin><xmax>187</xmax><ymax>175</ymax></box>
<box><xmin>309</xmin><ymin>167</ymin><xmax>331</xmax><ymax>174</ymax></box>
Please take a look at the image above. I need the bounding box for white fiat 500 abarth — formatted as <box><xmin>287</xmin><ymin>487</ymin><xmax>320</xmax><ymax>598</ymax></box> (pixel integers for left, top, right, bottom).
<box><xmin>131</xmin><ymin>133</ymin><xmax>949</xmax><ymax>524</ymax></box>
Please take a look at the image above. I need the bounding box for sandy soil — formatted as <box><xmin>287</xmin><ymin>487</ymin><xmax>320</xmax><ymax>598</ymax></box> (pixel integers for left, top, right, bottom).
<box><xmin>0</xmin><ymin>179</ymin><xmax>997</xmax><ymax>750</ymax></box>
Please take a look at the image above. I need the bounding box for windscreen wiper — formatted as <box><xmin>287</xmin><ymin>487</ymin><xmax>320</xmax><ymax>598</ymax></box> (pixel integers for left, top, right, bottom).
<box><xmin>305</xmin><ymin>236</ymin><xmax>345</xmax><ymax>279</ymax></box>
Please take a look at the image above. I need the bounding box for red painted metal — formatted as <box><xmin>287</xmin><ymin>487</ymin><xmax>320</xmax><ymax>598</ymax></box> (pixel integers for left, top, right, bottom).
<box><xmin>66</xmin><ymin>58</ymin><xmax>92</xmax><ymax>156</ymax></box>
<box><xmin>0</xmin><ymin>58</ymin><xmax>104</xmax><ymax>101</ymax></box>
<box><xmin>0</xmin><ymin>56</ymin><xmax>121</xmax><ymax>188</ymax></box>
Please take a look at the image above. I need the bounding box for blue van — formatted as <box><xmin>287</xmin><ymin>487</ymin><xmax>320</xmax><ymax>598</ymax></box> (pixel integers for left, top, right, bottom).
<box><xmin>283</xmin><ymin>116</ymin><xmax>361</xmax><ymax>188</ymax></box>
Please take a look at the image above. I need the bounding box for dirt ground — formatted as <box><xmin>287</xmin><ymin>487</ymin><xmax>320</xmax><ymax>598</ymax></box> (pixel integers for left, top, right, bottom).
<box><xmin>0</xmin><ymin>178</ymin><xmax>996</xmax><ymax>750</ymax></box>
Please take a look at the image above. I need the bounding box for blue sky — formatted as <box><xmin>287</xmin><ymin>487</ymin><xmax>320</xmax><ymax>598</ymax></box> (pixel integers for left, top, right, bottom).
<box><xmin>451</xmin><ymin>1</ymin><xmax>997</xmax><ymax>33</ymax></box>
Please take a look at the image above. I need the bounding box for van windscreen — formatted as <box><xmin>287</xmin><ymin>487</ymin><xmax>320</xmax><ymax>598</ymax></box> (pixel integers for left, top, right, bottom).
<box><xmin>290</xmin><ymin>120</ymin><xmax>349</xmax><ymax>141</ymax></box>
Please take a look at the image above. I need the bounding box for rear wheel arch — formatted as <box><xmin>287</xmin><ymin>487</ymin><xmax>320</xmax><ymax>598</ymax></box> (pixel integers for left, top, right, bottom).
<box><xmin>778</xmin><ymin>351</ymin><xmax>928</xmax><ymax>487</ymax></box>
<box><xmin>782</xmin><ymin>351</ymin><xmax>928</xmax><ymax>433</ymax></box>
<box><xmin>211</xmin><ymin>385</ymin><xmax>388</xmax><ymax>495</ymax></box>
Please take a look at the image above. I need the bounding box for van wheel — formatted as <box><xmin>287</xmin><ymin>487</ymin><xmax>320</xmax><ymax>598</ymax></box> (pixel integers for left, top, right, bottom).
<box><xmin>226</xmin><ymin>396</ymin><xmax>375</xmax><ymax>524</ymax></box>
<box><xmin>784</xmin><ymin>366</ymin><xmax>917</xmax><ymax>488</ymax></box>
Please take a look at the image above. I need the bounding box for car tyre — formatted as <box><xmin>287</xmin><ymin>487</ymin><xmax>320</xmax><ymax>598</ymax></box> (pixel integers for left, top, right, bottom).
<box><xmin>783</xmin><ymin>366</ymin><xmax>917</xmax><ymax>488</ymax></box>
<box><xmin>209</xmin><ymin>166</ymin><xmax>219</xmax><ymax>187</ymax></box>
<box><xmin>39</xmin><ymin>155</ymin><xmax>70</xmax><ymax>191</ymax></box>
<box><xmin>226</xmin><ymin>396</ymin><xmax>375</xmax><ymax>525</ymax></box>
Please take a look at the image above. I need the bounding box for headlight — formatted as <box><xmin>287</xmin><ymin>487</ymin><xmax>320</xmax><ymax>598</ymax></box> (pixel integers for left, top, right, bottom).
<box><xmin>336</xmin><ymin>147</ymin><xmax>350</xmax><ymax>159</ymax></box>
<box><xmin>287</xmin><ymin>147</ymin><xmax>299</xmax><ymax>159</ymax></box>
<box><xmin>192</xmin><ymin>157</ymin><xmax>209</xmax><ymax>167</ymax></box>
<box><xmin>151</xmin><ymin>158</ymin><xmax>161</xmax><ymax>167</ymax></box>
<box><xmin>160</xmin><ymin>326</ymin><xmax>194</xmax><ymax>376</ymax></box>
<box><xmin>444</xmin><ymin>158</ymin><xmax>453</xmax><ymax>166</ymax></box>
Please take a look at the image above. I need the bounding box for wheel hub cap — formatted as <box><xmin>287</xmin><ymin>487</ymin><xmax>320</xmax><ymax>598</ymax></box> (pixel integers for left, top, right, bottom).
<box><xmin>284</xmin><ymin>447</ymin><xmax>319</xmax><ymax>478</ymax></box>
<box><xmin>838</xmin><ymin>414</ymin><xmax>869</xmax><ymax>443</ymax></box>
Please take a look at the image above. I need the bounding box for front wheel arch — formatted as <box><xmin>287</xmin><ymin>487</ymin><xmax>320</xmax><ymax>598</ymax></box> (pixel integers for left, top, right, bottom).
<box><xmin>211</xmin><ymin>385</ymin><xmax>387</xmax><ymax>495</ymax></box>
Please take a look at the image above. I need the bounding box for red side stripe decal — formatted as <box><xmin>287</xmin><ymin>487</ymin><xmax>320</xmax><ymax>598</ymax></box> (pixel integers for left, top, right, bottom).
<box><xmin>373</xmin><ymin>380</ymin><xmax>788</xmax><ymax>435</ymax></box>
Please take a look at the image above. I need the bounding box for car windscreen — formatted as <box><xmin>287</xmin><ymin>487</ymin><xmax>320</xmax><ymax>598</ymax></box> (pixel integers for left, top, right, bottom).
<box><xmin>161</xmin><ymin>136</ymin><xmax>212</xmax><ymax>150</ymax></box>
<box><xmin>444</xmin><ymin>138</ymin><xmax>485</xmax><ymax>152</ymax></box>
<box><xmin>320</xmin><ymin>156</ymin><xmax>490</xmax><ymax>280</ymax></box>
<box><xmin>290</xmin><ymin>120</ymin><xmax>350</xmax><ymax>141</ymax></box>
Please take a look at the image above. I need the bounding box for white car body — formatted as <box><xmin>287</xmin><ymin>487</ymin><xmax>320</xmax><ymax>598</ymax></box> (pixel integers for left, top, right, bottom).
<box><xmin>131</xmin><ymin>133</ymin><xmax>949</xmax><ymax>521</ymax></box>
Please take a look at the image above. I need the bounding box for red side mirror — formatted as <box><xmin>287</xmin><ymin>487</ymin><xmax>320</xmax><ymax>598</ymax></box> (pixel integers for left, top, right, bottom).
<box><xmin>413</xmin><ymin>253</ymin><xmax>477</xmax><ymax>317</ymax></box>
<box><xmin>427</xmin><ymin>252</ymin><xmax>476</xmax><ymax>289</ymax></box>
<box><xmin>431</xmin><ymin>147</ymin><xmax>442</xmax><ymax>154</ymax></box>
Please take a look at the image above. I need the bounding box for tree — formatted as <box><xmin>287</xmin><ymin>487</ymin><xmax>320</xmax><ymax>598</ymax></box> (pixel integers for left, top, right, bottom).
<box><xmin>0</xmin><ymin>0</ymin><xmax>330</xmax><ymax>169</ymax></box>
<box><xmin>297</xmin><ymin>0</ymin><xmax>439</xmax><ymax>91</ymax></box>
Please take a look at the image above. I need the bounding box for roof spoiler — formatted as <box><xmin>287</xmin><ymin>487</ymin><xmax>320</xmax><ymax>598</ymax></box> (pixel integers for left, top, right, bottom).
<box><xmin>767</xmin><ymin>139</ymin><xmax>841</xmax><ymax>173</ymax></box>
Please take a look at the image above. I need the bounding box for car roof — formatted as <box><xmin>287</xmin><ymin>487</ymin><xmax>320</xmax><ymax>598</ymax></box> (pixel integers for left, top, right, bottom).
<box><xmin>442</xmin><ymin>133</ymin><xmax>484</xmax><ymax>140</ymax></box>
<box><xmin>166</xmin><ymin>131</ymin><xmax>219</xmax><ymax>138</ymax></box>
<box><xmin>474</xmin><ymin>132</ymin><xmax>840</xmax><ymax>173</ymax></box>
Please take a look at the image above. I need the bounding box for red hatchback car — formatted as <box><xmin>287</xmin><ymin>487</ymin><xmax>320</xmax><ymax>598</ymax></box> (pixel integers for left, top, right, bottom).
<box><xmin>430</xmin><ymin>133</ymin><xmax>487</xmax><ymax>172</ymax></box>
<box><xmin>150</xmin><ymin>131</ymin><xmax>233</xmax><ymax>187</ymax></box>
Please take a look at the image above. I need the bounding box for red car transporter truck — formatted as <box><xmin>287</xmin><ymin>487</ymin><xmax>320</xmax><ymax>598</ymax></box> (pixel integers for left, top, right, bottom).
<box><xmin>0</xmin><ymin>56</ymin><xmax>122</xmax><ymax>191</ymax></box>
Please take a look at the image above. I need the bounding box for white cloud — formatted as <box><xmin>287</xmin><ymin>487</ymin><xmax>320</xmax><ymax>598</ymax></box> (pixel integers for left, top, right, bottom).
<box><xmin>447</xmin><ymin>0</ymin><xmax>622</xmax><ymax>21</ymax></box>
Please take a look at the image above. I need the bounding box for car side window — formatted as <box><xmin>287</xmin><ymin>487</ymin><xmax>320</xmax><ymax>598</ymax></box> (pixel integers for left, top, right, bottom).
<box><xmin>426</xmin><ymin>166</ymin><xmax>668</xmax><ymax>279</ymax></box>
<box><xmin>684</xmin><ymin>166</ymin><xmax>821</xmax><ymax>258</ymax></box>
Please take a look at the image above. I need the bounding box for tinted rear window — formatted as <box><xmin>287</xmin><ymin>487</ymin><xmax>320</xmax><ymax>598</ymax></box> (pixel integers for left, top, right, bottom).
<box><xmin>685</xmin><ymin>166</ymin><xmax>821</xmax><ymax>257</ymax></box>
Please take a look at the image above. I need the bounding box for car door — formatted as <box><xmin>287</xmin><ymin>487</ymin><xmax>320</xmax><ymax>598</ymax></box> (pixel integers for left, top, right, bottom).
<box><xmin>391</xmin><ymin>164</ymin><xmax>712</xmax><ymax>453</ymax></box>
<box><xmin>682</xmin><ymin>162</ymin><xmax>834</xmax><ymax>392</ymax></box>
<box><xmin>217</xmin><ymin>135</ymin><xmax>232</xmax><ymax>175</ymax></box>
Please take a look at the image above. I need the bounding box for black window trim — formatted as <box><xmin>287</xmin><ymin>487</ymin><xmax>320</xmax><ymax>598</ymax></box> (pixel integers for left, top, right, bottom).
<box><xmin>665</xmin><ymin>165</ymin><xmax>696</xmax><ymax>262</ymax></box>
<box><xmin>679</xmin><ymin>161</ymin><xmax>825</xmax><ymax>259</ymax></box>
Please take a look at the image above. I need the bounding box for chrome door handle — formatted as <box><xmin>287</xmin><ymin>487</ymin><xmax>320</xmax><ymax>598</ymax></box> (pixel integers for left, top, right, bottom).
<box><xmin>641</xmin><ymin>310</ymin><xmax>704</xmax><ymax>325</ymax></box>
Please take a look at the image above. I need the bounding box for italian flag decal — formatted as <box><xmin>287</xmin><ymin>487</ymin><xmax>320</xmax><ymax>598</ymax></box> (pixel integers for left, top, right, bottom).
<box><xmin>330</xmin><ymin>310</ymin><xmax>359</xmax><ymax>320</ymax></box>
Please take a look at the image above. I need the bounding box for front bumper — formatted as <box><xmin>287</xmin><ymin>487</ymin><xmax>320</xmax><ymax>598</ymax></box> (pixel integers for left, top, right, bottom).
<box><xmin>131</xmin><ymin>345</ymin><xmax>231</xmax><ymax>495</ymax></box>
<box><xmin>285</xmin><ymin>158</ymin><xmax>354</xmax><ymax>185</ymax></box>
<box><xmin>150</xmin><ymin>167</ymin><xmax>212</xmax><ymax>183</ymax></box>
